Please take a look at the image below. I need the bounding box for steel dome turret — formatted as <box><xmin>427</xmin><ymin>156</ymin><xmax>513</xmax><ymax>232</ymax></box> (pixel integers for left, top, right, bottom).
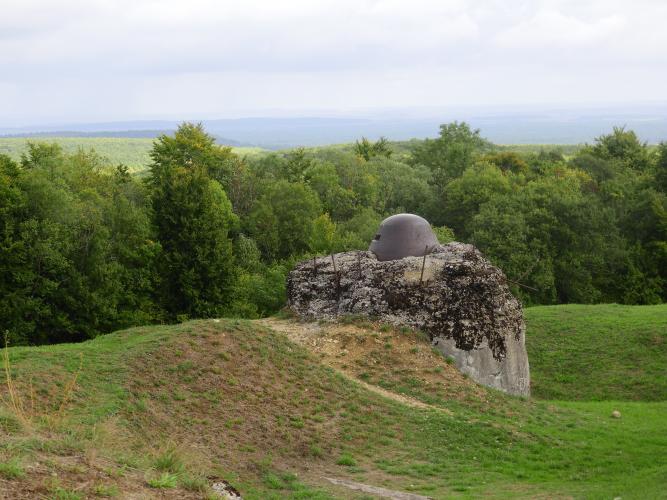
<box><xmin>369</xmin><ymin>213</ymin><xmax>438</xmax><ymax>261</ymax></box>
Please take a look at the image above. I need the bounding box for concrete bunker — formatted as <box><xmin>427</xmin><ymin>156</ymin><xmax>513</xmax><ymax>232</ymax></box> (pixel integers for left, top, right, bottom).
<box><xmin>287</xmin><ymin>214</ymin><xmax>531</xmax><ymax>396</ymax></box>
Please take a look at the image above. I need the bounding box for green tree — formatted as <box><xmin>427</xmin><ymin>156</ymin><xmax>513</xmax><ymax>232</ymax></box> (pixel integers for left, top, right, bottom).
<box><xmin>248</xmin><ymin>180</ymin><xmax>321</xmax><ymax>260</ymax></box>
<box><xmin>334</xmin><ymin>154</ymin><xmax>379</xmax><ymax>215</ymax></box>
<box><xmin>152</xmin><ymin>165</ymin><xmax>237</xmax><ymax>318</ymax></box>
<box><xmin>2</xmin><ymin>146</ymin><xmax>160</xmax><ymax>344</ymax></box>
<box><xmin>150</xmin><ymin>124</ymin><xmax>239</xmax><ymax>318</ymax></box>
<box><xmin>354</xmin><ymin>136</ymin><xmax>392</xmax><ymax>161</ymax></box>
<box><xmin>280</xmin><ymin>147</ymin><xmax>313</xmax><ymax>182</ymax></box>
<box><xmin>587</xmin><ymin>126</ymin><xmax>651</xmax><ymax>171</ymax></box>
<box><xmin>228</xmin><ymin>264</ymin><xmax>287</xmax><ymax>318</ymax></box>
<box><xmin>336</xmin><ymin>207</ymin><xmax>383</xmax><ymax>250</ymax></box>
<box><xmin>370</xmin><ymin>157</ymin><xmax>434</xmax><ymax>216</ymax></box>
<box><xmin>655</xmin><ymin>142</ymin><xmax>667</xmax><ymax>193</ymax></box>
<box><xmin>309</xmin><ymin>213</ymin><xmax>337</xmax><ymax>254</ymax></box>
<box><xmin>483</xmin><ymin>151</ymin><xmax>529</xmax><ymax>175</ymax></box>
<box><xmin>150</xmin><ymin>122</ymin><xmax>238</xmax><ymax>189</ymax></box>
<box><xmin>440</xmin><ymin>162</ymin><xmax>511</xmax><ymax>236</ymax></box>
<box><xmin>304</xmin><ymin>162</ymin><xmax>356</xmax><ymax>221</ymax></box>
<box><xmin>411</xmin><ymin>122</ymin><xmax>490</xmax><ymax>190</ymax></box>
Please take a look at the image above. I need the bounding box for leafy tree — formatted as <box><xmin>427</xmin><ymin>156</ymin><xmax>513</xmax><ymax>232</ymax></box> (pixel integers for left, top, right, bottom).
<box><xmin>587</xmin><ymin>126</ymin><xmax>651</xmax><ymax>171</ymax></box>
<box><xmin>150</xmin><ymin>124</ymin><xmax>239</xmax><ymax>318</ymax></box>
<box><xmin>432</xmin><ymin>225</ymin><xmax>456</xmax><ymax>244</ymax></box>
<box><xmin>334</xmin><ymin>154</ymin><xmax>379</xmax><ymax>215</ymax></box>
<box><xmin>655</xmin><ymin>142</ymin><xmax>667</xmax><ymax>193</ymax></box>
<box><xmin>1</xmin><ymin>146</ymin><xmax>161</xmax><ymax>344</ymax></box>
<box><xmin>569</xmin><ymin>153</ymin><xmax>616</xmax><ymax>183</ymax></box>
<box><xmin>411</xmin><ymin>122</ymin><xmax>490</xmax><ymax>189</ymax></box>
<box><xmin>469</xmin><ymin>171</ymin><xmax>644</xmax><ymax>304</ymax></box>
<box><xmin>228</xmin><ymin>264</ymin><xmax>287</xmax><ymax>318</ymax></box>
<box><xmin>234</xmin><ymin>234</ymin><xmax>263</xmax><ymax>272</ymax></box>
<box><xmin>107</xmin><ymin>167</ymin><xmax>162</xmax><ymax>325</ymax></box>
<box><xmin>309</xmin><ymin>213</ymin><xmax>337</xmax><ymax>254</ymax></box>
<box><xmin>248</xmin><ymin>180</ymin><xmax>321</xmax><ymax>260</ymax></box>
<box><xmin>227</xmin><ymin>158</ymin><xmax>262</xmax><ymax>217</ymax></box>
<box><xmin>304</xmin><ymin>162</ymin><xmax>356</xmax><ymax>221</ymax></box>
<box><xmin>152</xmin><ymin>165</ymin><xmax>237</xmax><ymax>318</ymax></box>
<box><xmin>440</xmin><ymin>162</ymin><xmax>511</xmax><ymax>235</ymax></box>
<box><xmin>280</xmin><ymin>148</ymin><xmax>313</xmax><ymax>182</ymax></box>
<box><xmin>335</xmin><ymin>207</ymin><xmax>383</xmax><ymax>250</ymax></box>
<box><xmin>370</xmin><ymin>157</ymin><xmax>433</xmax><ymax>216</ymax></box>
<box><xmin>0</xmin><ymin>155</ymin><xmax>29</xmax><ymax>341</ymax></box>
<box><xmin>150</xmin><ymin>122</ymin><xmax>237</xmax><ymax>189</ymax></box>
<box><xmin>483</xmin><ymin>151</ymin><xmax>529</xmax><ymax>175</ymax></box>
<box><xmin>354</xmin><ymin>136</ymin><xmax>392</xmax><ymax>161</ymax></box>
<box><xmin>20</xmin><ymin>142</ymin><xmax>65</xmax><ymax>180</ymax></box>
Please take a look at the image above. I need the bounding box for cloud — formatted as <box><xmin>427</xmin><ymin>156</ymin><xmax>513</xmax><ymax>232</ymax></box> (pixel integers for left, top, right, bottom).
<box><xmin>495</xmin><ymin>10</ymin><xmax>624</xmax><ymax>48</ymax></box>
<box><xmin>0</xmin><ymin>0</ymin><xmax>666</xmax><ymax>124</ymax></box>
<box><xmin>0</xmin><ymin>0</ymin><xmax>482</xmax><ymax>75</ymax></box>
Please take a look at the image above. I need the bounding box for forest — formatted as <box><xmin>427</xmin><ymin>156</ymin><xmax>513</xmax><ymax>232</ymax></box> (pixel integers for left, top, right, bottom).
<box><xmin>1</xmin><ymin>122</ymin><xmax>665</xmax><ymax>345</ymax></box>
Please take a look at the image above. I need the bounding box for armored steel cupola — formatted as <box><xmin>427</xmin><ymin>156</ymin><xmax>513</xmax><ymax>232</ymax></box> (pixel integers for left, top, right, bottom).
<box><xmin>369</xmin><ymin>213</ymin><xmax>439</xmax><ymax>261</ymax></box>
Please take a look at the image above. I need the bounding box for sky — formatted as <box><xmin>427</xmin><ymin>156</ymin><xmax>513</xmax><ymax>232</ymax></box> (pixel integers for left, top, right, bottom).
<box><xmin>2</xmin><ymin>0</ymin><xmax>667</xmax><ymax>126</ymax></box>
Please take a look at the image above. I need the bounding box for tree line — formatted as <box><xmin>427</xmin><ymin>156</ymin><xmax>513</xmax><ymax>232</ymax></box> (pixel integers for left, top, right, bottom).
<box><xmin>1</xmin><ymin>122</ymin><xmax>665</xmax><ymax>345</ymax></box>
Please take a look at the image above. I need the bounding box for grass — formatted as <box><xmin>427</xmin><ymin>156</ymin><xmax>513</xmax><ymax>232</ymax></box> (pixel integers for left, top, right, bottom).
<box><xmin>525</xmin><ymin>304</ymin><xmax>667</xmax><ymax>400</ymax></box>
<box><xmin>336</xmin><ymin>453</ymin><xmax>357</xmax><ymax>466</ymax></box>
<box><xmin>93</xmin><ymin>483</ymin><xmax>119</xmax><ymax>497</ymax></box>
<box><xmin>0</xmin><ymin>307</ymin><xmax>664</xmax><ymax>498</ymax></box>
<box><xmin>146</xmin><ymin>471</ymin><xmax>179</xmax><ymax>488</ymax></box>
<box><xmin>153</xmin><ymin>447</ymin><xmax>184</xmax><ymax>473</ymax></box>
<box><xmin>51</xmin><ymin>487</ymin><xmax>84</xmax><ymax>500</ymax></box>
<box><xmin>0</xmin><ymin>458</ymin><xmax>24</xmax><ymax>479</ymax></box>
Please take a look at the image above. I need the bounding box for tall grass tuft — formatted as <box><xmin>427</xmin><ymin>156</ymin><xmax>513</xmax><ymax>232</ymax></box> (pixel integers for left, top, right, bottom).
<box><xmin>1</xmin><ymin>330</ymin><xmax>84</xmax><ymax>429</ymax></box>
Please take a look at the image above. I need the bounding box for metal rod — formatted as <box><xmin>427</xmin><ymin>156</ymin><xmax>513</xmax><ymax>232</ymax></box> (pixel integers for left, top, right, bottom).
<box><xmin>505</xmin><ymin>278</ymin><xmax>538</xmax><ymax>292</ymax></box>
<box><xmin>419</xmin><ymin>245</ymin><xmax>428</xmax><ymax>286</ymax></box>
<box><xmin>331</xmin><ymin>254</ymin><xmax>340</xmax><ymax>295</ymax></box>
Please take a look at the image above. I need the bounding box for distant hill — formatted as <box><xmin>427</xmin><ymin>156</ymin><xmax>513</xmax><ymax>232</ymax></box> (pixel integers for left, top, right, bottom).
<box><xmin>3</xmin><ymin>104</ymin><xmax>667</xmax><ymax>148</ymax></box>
<box><xmin>0</xmin><ymin>129</ymin><xmax>173</xmax><ymax>139</ymax></box>
<box><xmin>0</xmin><ymin>129</ymin><xmax>248</xmax><ymax>146</ymax></box>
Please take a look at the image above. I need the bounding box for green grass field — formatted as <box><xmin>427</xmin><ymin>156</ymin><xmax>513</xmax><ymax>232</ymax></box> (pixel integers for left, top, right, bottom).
<box><xmin>0</xmin><ymin>305</ymin><xmax>665</xmax><ymax>498</ymax></box>
<box><xmin>526</xmin><ymin>304</ymin><xmax>667</xmax><ymax>401</ymax></box>
<box><xmin>0</xmin><ymin>137</ymin><xmax>266</xmax><ymax>173</ymax></box>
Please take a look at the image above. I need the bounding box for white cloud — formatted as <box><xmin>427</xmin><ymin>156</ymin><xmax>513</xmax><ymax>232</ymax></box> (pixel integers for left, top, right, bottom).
<box><xmin>495</xmin><ymin>10</ymin><xmax>624</xmax><ymax>48</ymax></box>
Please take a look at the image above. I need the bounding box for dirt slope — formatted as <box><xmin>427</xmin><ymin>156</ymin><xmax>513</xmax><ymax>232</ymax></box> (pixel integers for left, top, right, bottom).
<box><xmin>259</xmin><ymin>317</ymin><xmax>486</xmax><ymax>410</ymax></box>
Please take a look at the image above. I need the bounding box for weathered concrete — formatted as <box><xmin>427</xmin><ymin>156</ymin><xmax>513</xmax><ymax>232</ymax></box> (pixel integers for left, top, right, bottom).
<box><xmin>287</xmin><ymin>242</ymin><xmax>530</xmax><ymax>396</ymax></box>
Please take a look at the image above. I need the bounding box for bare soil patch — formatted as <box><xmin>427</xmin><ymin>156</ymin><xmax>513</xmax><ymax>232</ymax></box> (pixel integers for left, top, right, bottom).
<box><xmin>259</xmin><ymin>318</ymin><xmax>486</xmax><ymax>408</ymax></box>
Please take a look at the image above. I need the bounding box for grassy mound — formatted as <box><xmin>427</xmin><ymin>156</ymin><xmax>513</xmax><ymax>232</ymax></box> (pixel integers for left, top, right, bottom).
<box><xmin>525</xmin><ymin>304</ymin><xmax>667</xmax><ymax>401</ymax></box>
<box><xmin>0</xmin><ymin>315</ymin><xmax>665</xmax><ymax>498</ymax></box>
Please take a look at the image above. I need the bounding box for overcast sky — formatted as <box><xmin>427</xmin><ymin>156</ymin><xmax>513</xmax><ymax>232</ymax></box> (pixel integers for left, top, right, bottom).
<box><xmin>2</xmin><ymin>0</ymin><xmax>666</xmax><ymax>125</ymax></box>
